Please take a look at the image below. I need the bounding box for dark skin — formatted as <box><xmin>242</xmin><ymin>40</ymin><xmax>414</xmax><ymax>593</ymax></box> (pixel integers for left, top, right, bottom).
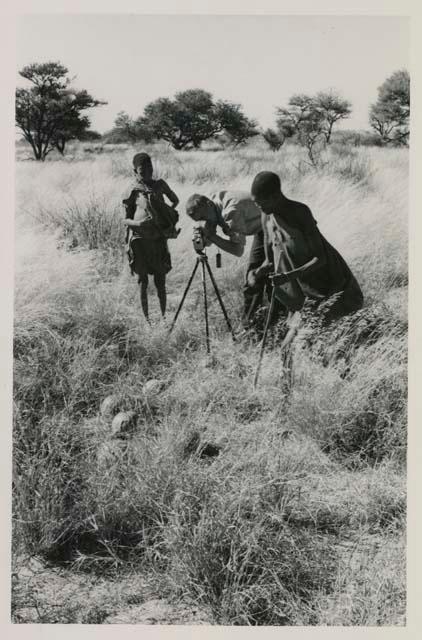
<box><xmin>252</xmin><ymin>190</ymin><xmax>326</xmax><ymax>284</ymax></box>
<box><xmin>123</xmin><ymin>160</ymin><xmax>179</xmax><ymax>320</ymax></box>
<box><xmin>137</xmin><ymin>273</ymin><xmax>167</xmax><ymax>320</ymax></box>
<box><xmin>139</xmin><ymin>275</ymin><xmax>150</xmax><ymax>322</ymax></box>
<box><xmin>249</xmin><ymin>189</ymin><xmax>329</xmax><ymax>312</ymax></box>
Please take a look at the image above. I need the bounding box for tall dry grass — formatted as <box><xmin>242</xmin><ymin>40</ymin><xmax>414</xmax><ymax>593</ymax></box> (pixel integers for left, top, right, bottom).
<box><xmin>13</xmin><ymin>141</ymin><xmax>407</xmax><ymax>625</ymax></box>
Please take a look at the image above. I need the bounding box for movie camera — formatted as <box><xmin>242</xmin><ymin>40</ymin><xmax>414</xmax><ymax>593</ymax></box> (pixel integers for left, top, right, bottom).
<box><xmin>192</xmin><ymin>223</ymin><xmax>206</xmax><ymax>254</ymax></box>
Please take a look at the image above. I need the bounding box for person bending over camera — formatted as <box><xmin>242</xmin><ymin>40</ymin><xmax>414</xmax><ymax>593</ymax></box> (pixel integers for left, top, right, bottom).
<box><xmin>185</xmin><ymin>190</ymin><xmax>283</xmax><ymax>331</ymax></box>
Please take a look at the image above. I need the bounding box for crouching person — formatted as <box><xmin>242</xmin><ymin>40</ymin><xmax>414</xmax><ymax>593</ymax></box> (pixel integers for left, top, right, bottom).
<box><xmin>123</xmin><ymin>152</ymin><xmax>180</xmax><ymax>322</ymax></box>
<box><xmin>185</xmin><ymin>190</ymin><xmax>284</xmax><ymax>332</ymax></box>
<box><xmin>251</xmin><ymin>171</ymin><xmax>364</xmax><ymax>324</ymax></box>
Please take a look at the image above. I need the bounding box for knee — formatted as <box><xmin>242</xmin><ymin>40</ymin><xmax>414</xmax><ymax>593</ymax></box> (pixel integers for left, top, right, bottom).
<box><xmin>154</xmin><ymin>275</ymin><xmax>166</xmax><ymax>290</ymax></box>
<box><xmin>244</xmin><ymin>279</ymin><xmax>263</xmax><ymax>300</ymax></box>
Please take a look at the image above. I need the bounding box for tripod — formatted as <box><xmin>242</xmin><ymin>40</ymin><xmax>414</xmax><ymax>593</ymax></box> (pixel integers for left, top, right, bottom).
<box><xmin>167</xmin><ymin>252</ymin><xmax>236</xmax><ymax>353</ymax></box>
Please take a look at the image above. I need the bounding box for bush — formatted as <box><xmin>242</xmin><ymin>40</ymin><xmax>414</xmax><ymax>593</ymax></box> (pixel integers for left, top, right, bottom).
<box><xmin>165</xmin><ymin>484</ymin><xmax>338</xmax><ymax>625</ymax></box>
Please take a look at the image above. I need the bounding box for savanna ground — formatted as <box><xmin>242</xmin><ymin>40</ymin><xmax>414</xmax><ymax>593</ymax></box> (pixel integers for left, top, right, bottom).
<box><xmin>12</xmin><ymin>138</ymin><xmax>407</xmax><ymax>625</ymax></box>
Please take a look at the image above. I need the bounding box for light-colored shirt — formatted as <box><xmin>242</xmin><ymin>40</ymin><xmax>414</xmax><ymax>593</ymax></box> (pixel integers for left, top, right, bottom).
<box><xmin>210</xmin><ymin>191</ymin><xmax>262</xmax><ymax>236</ymax></box>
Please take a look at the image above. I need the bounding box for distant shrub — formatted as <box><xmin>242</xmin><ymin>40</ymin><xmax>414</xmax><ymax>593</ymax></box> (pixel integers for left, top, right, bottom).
<box><xmin>331</xmin><ymin>130</ymin><xmax>384</xmax><ymax>147</ymax></box>
<box><xmin>79</xmin><ymin>130</ymin><xmax>103</xmax><ymax>142</ymax></box>
<box><xmin>262</xmin><ymin>128</ymin><xmax>285</xmax><ymax>151</ymax></box>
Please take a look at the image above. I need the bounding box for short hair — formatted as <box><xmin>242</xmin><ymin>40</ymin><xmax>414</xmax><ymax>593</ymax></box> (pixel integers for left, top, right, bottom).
<box><xmin>133</xmin><ymin>152</ymin><xmax>152</xmax><ymax>169</ymax></box>
<box><xmin>185</xmin><ymin>193</ymin><xmax>211</xmax><ymax>218</ymax></box>
<box><xmin>251</xmin><ymin>171</ymin><xmax>281</xmax><ymax>198</ymax></box>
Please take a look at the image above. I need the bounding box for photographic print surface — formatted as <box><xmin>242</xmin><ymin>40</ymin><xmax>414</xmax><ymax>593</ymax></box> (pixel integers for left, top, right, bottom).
<box><xmin>12</xmin><ymin>12</ymin><xmax>408</xmax><ymax>626</ymax></box>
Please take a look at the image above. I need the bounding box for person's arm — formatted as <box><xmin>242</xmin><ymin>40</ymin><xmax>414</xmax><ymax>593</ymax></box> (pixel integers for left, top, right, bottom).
<box><xmin>252</xmin><ymin>213</ymin><xmax>273</xmax><ymax>279</ymax></box>
<box><xmin>160</xmin><ymin>180</ymin><xmax>179</xmax><ymax>208</ymax></box>
<box><xmin>123</xmin><ymin>218</ymin><xmax>143</xmax><ymax>229</ymax></box>
<box><xmin>122</xmin><ymin>190</ymin><xmax>137</xmax><ymax>241</ymax></box>
<box><xmin>271</xmin><ymin>257</ymin><xmax>319</xmax><ymax>285</ymax></box>
<box><xmin>205</xmin><ymin>230</ymin><xmax>246</xmax><ymax>257</ymax></box>
<box><xmin>122</xmin><ymin>191</ymin><xmax>139</xmax><ymax>217</ymax></box>
<box><xmin>197</xmin><ymin>218</ymin><xmax>245</xmax><ymax>257</ymax></box>
<box><xmin>261</xmin><ymin>212</ymin><xmax>271</xmax><ymax>264</ymax></box>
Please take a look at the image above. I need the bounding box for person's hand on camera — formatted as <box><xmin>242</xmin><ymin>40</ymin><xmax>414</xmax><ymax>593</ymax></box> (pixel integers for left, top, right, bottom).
<box><xmin>201</xmin><ymin>221</ymin><xmax>216</xmax><ymax>246</ymax></box>
<box><xmin>193</xmin><ymin>221</ymin><xmax>211</xmax><ymax>246</ymax></box>
<box><xmin>193</xmin><ymin>225</ymin><xmax>203</xmax><ymax>241</ymax></box>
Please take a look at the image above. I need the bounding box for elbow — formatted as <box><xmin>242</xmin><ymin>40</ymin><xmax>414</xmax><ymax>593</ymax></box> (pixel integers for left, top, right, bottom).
<box><xmin>316</xmin><ymin>255</ymin><xmax>326</xmax><ymax>269</ymax></box>
<box><xmin>306</xmin><ymin>255</ymin><xmax>324</xmax><ymax>272</ymax></box>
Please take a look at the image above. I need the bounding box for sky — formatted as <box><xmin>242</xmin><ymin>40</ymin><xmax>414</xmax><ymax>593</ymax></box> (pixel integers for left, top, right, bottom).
<box><xmin>16</xmin><ymin>14</ymin><xmax>409</xmax><ymax>134</ymax></box>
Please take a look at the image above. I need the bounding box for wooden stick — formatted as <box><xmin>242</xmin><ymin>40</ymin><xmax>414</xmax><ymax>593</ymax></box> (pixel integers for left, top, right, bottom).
<box><xmin>253</xmin><ymin>255</ymin><xmax>316</xmax><ymax>389</ymax></box>
<box><xmin>253</xmin><ymin>252</ymin><xmax>284</xmax><ymax>389</ymax></box>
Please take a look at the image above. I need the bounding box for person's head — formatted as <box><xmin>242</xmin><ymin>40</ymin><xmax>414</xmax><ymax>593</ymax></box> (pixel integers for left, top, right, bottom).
<box><xmin>185</xmin><ymin>194</ymin><xmax>215</xmax><ymax>223</ymax></box>
<box><xmin>251</xmin><ymin>171</ymin><xmax>283</xmax><ymax>215</ymax></box>
<box><xmin>133</xmin><ymin>152</ymin><xmax>153</xmax><ymax>181</ymax></box>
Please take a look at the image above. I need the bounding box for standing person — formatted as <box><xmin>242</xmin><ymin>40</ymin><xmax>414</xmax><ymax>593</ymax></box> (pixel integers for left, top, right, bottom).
<box><xmin>250</xmin><ymin>171</ymin><xmax>364</xmax><ymax>323</ymax></box>
<box><xmin>185</xmin><ymin>190</ymin><xmax>284</xmax><ymax>331</ymax></box>
<box><xmin>123</xmin><ymin>152</ymin><xmax>180</xmax><ymax>322</ymax></box>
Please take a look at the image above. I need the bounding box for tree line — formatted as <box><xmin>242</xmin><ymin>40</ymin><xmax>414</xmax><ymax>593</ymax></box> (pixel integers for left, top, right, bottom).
<box><xmin>15</xmin><ymin>62</ymin><xmax>410</xmax><ymax>161</ymax></box>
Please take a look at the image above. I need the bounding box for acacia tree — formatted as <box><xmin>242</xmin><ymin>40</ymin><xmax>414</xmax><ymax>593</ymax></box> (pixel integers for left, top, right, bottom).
<box><xmin>262</xmin><ymin>128</ymin><xmax>285</xmax><ymax>151</ymax></box>
<box><xmin>139</xmin><ymin>89</ymin><xmax>257</xmax><ymax>149</ymax></box>
<box><xmin>369</xmin><ymin>70</ymin><xmax>410</xmax><ymax>146</ymax></box>
<box><xmin>52</xmin><ymin>113</ymin><xmax>90</xmax><ymax>154</ymax></box>
<box><xmin>296</xmin><ymin>110</ymin><xmax>327</xmax><ymax>166</ymax></box>
<box><xmin>215</xmin><ymin>101</ymin><xmax>258</xmax><ymax>147</ymax></box>
<box><xmin>114</xmin><ymin>112</ymin><xmax>138</xmax><ymax>142</ymax></box>
<box><xmin>15</xmin><ymin>62</ymin><xmax>105</xmax><ymax>160</ymax></box>
<box><xmin>271</xmin><ymin>90</ymin><xmax>352</xmax><ymax>163</ymax></box>
<box><xmin>275</xmin><ymin>92</ymin><xmax>351</xmax><ymax>145</ymax></box>
<box><xmin>51</xmin><ymin>92</ymin><xmax>103</xmax><ymax>154</ymax></box>
<box><xmin>275</xmin><ymin>94</ymin><xmax>326</xmax><ymax>164</ymax></box>
<box><xmin>314</xmin><ymin>90</ymin><xmax>352</xmax><ymax>144</ymax></box>
<box><xmin>108</xmin><ymin>111</ymin><xmax>154</xmax><ymax>144</ymax></box>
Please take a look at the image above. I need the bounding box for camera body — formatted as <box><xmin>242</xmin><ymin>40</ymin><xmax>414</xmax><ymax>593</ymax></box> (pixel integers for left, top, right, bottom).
<box><xmin>192</xmin><ymin>224</ymin><xmax>206</xmax><ymax>254</ymax></box>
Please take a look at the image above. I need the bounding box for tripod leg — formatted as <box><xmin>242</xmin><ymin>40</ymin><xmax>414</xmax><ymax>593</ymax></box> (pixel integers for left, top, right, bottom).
<box><xmin>200</xmin><ymin>258</ymin><xmax>211</xmax><ymax>353</ymax></box>
<box><xmin>204</xmin><ymin>258</ymin><xmax>236</xmax><ymax>341</ymax></box>
<box><xmin>167</xmin><ymin>259</ymin><xmax>199</xmax><ymax>335</ymax></box>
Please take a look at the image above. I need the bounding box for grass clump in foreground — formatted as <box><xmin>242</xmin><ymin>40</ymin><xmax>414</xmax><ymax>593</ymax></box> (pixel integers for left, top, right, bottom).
<box><xmin>12</xmin><ymin>142</ymin><xmax>407</xmax><ymax>625</ymax></box>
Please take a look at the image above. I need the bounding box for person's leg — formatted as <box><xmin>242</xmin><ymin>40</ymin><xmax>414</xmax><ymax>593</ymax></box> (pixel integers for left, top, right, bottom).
<box><xmin>154</xmin><ymin>273</ymin><xmax>167</xmax><ymax>317</ymax></box>
<box><xmin>139</xmin><ymin>275</ymin><xmax>149</xmax><ymax>321</ymax></box>
<box><xmin>321</xmin><ymin>276</ymin><xmax>364</xmax><ymax>325</ymax></box>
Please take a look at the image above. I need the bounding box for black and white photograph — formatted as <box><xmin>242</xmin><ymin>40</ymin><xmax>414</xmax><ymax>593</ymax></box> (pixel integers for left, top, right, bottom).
<box><xmin>6</xmin><ymin>2</ymin><xmax>414</xmax><ymax>630</ymax></box>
